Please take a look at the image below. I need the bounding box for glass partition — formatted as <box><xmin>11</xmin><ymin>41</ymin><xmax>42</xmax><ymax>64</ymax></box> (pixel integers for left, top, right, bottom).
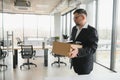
<box><xmin>71</xmin><ymin>9</ymin><xmax>75</xmax><ymax>29</ymax></box>
<box><xmin>62</xmin><ymin>15</ymin><xmax>66</xmax><ymax>35</ymax></box>
<box><xmin>115</xmin><ymin>0</ymin><xmax>120</xmax><ymax>72</ymax></box>
<box><xmin>0</xmin><ymin>0</ymin><xmax>2</xmax><ymax>40</ymax></box>
<box><xmin>3</xmin><ymin>13</ymin><xmax>54</xmax><ymax>46</ymax></box>
<box><xmin>96</xmin><ymin>0</ymin><xmax>113</xmax><ymax>68</ymax></box>
<box><xmin>0</xmin><ymin>0</ymin><xmax>3</xmax><ymax>79</ymax></box>
<box><xmin>0</xmin><ymin>13</ymin><xmax>2</xmax><ymax>40</ymax></box>
<box><xmin>66</xmin><ymin>13</ymin><xmax>70</xmax><ymax>36</ymax></box>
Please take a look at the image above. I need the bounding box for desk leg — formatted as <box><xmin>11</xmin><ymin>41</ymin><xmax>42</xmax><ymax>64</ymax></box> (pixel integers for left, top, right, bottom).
<box><xmin>13</xmin><ymin>49</ymin><xmax>18</xmax><ymax>69</ymax></box>
<box><xmin>44</xmin><ymin>49</ymin><xmax>48</xmax><ymax>67</ymax></box>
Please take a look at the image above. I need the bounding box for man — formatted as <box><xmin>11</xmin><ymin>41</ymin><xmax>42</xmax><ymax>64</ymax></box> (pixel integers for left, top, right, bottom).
<box><xmin>69</xmin><ymin>9</ymin><xmax>98</xmax><ymax>75</ymax></box>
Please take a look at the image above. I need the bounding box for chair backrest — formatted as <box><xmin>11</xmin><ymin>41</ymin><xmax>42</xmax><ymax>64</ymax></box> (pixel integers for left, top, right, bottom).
<box><xmin>0</xmin><ymin>48</ymin><xmax>2</xmax><ymax>58</ymax></box>
<box><xmin>21</xmin><ymin>45</ymin><xmax>33</xmax><ymax>59</ymax></box>
<box><xmin>0</xmin><ymin>40</ymin><xmax>4</xmax><ymax>46</ymax></box>
<box><xmin>0</xmin><ymin>47</ymin><xmax>6</xmax><ymax>59</ymax></box>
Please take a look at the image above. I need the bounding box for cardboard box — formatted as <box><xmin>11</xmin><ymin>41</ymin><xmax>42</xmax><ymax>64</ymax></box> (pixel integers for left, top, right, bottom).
<box><xmin>52</xmin><ymin>41</ymin><xmax>82</xmax><ymax>57</ymax></box>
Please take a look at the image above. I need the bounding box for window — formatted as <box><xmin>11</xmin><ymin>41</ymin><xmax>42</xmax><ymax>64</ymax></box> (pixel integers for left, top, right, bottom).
<box><xmin>96</xmin><ymin>0</ymin><xmax>113</xmax><ymax>68</ymax></box>
<box><xmin>0</xmin><ymin>13</ymin><xmax>2</xmax><ymax>40</ymax></box>
<box><xmin>2</xmin><ymin>13</ymin><xmax>54</xmax><ymax>46</ymax></box>
<box><xmin>115</xmin><ymin>0</ymin><xmax>120</xmax><ymax>72</ymax></box>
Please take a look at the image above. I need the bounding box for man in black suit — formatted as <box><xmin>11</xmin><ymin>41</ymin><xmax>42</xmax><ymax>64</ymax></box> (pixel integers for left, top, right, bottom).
<box><xmin>69</xmin><ymin>9</ymin><xmax>98</xmax><ymax>75</ymax></box>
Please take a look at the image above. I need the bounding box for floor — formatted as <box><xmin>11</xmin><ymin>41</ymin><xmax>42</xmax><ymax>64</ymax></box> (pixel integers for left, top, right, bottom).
<box><xmin>0</xmin><ymin>50</ymin><xmax>120</xmax><ymax>80</ymax></box>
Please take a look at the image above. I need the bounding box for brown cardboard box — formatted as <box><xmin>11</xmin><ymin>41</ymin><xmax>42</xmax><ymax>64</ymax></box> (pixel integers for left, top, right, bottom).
<box><xmin>52</xmin><ymin>41</ymin><xmax>82</xmax><ymax>57</ymax></box>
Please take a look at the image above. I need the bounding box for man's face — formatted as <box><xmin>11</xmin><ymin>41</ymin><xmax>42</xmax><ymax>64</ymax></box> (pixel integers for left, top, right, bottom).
<box><xmin>73</xmin><ymin>13</ymin><xmax>83</xmax><ymax>26</ymax></box>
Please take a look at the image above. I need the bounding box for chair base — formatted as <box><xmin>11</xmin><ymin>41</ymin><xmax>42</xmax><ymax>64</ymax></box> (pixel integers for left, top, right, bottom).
<box><xmin>51</xmin><ymin>61</ymin><xmax>67</xmax><ymax>67</ymax></box>
<box><xmin>20</xmin><ymin>62</ymin><xmax>37</xmax><ymax>70</ymax></box>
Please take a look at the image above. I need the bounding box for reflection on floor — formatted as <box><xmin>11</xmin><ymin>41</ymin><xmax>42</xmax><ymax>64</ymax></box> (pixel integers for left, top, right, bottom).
<box><xmin>0</xmin><ymin>50</ymin><xmax>119</xmax><ymax>80</ymax></box>
<box><xmin>96</xmin><ymin>50</ymin><xmax>120</xmax><ymax>72</ymax></box>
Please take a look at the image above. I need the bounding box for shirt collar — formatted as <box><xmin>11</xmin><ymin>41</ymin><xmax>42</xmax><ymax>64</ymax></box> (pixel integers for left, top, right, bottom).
<box><xmin>76</xmin><ymin>22</ymin><xmax>88</xmax><ymax>30</ymax></box>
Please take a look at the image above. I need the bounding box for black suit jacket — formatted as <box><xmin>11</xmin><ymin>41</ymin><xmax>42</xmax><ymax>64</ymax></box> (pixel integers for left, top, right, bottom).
<box><xmin>70</xmin><ymin>25</ymin><xmax>98</xmax><ymax>74</ymax></box>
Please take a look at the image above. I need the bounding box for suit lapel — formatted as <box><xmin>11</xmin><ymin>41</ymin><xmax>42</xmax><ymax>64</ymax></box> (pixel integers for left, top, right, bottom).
<box><xmin>72</xmin><ymin>28</ymin><xmax>77</xmax><ymax>41</ymax></box>
<box><xmin>75</xmin><ymin>27</ymin><xmax>88</xmax><ymax>41</ymax></box>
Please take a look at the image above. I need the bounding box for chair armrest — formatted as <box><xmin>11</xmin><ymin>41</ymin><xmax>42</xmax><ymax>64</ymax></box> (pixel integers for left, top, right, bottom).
<box><xmin>1</xmin><ymin>51</ymin><xmax>7</xmax><ymax>58</ymax></box>
<box><xmin>33</xmin><ymin>50</ymin><xmax>36</xmax><ymax>56</ymax></box>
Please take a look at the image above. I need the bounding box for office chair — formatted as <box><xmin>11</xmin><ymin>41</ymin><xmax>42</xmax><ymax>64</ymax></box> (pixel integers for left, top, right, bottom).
<box><xmin>20</xmin><ymin>45</ymin><xmax>37</xmax><ymax>70</ymax></box>
<box><xmin>0</xmin><ymin>45</ymin><xmax>7</xmax><ymax>71</ymax></box>
<box><xmin>51</xmin><ymin>53</ymin><xmax>67</xmax><ymax>67</ymax></box>
<box><xmin>16</xmin><ymin>37</ymin><xmax>36</xmax><ymax>60</ymax></box>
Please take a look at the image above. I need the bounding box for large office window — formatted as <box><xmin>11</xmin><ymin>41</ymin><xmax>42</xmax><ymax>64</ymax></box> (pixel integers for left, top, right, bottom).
<box><xmin>50</xmin><ymin>15</ymin><xmax>54</xmax><ymax>37</ymax></box>
<box><xmin>24</xmin><ymin>14</ymin><xmax>52</xmax><ymax>38</ymax></box>
<box><xmin>96</xmin><ymin>0</ymin><xmax>113</xmax><ymax>68</ymax></box>
<box><xmin>0</xmin><ymin>13</ymin><xmax>2</xmax><ymax>40</ymax></box>
<box><xmin>3</xmin><ymin>14</ymin><xmax>23</xmax><ymax>35</ymax></box>
<box><xmin>0</xmin><ymin>1</ymin><xmax>2</xmax><ymax>40</ymax></box>
<box><xmin>24</xmin><ymin>14</ymin><xmax>38</xmax><ymax>37</ymax></box>
<box><xmin>3</xmin><ymin>14</ymin><xmax>23</xmax><ymax>45</ymax></box>
<box><xmin>71</xmin><ymin>10</ymin><xmax>75</xmax><ymax>29</ymax></box>
<box><xmin>62</xmin><ymin>15</ymin><xmax>66</xmax><ymax>35</ymax></box>
<box><xmin>62</xmin><ymin>10</ymin><xmax>75</xmax><ymax>40</ymax></box>
<box><xmin>37</xmin><ymin>15</ymin><xmax>52</xmax><ymax>37</ymax></box>
<box><xmin>66</xmin><ymin>13</ymin><xmax>70</xmax><ymax>36</ymax></box>
<box><xmin>2</xmin><ymin>13</ymin><xmax>54</xmax><ymax>46</ymax></box>
<box><xmin>86</xmin><ymin>1</ymin><xmax>96</xmax><ymax>27</ymax></box>
<box><xmin>115</xmin><ymin>0</ymin><xmax>120</xmax><ymax>72</ymax></box>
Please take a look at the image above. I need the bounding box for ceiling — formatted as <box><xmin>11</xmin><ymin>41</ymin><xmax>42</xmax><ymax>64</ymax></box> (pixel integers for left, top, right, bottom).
<box><xmin>0</xmin><ymin>0</ymin><xmax>93</xmax><ymax>15</ymax></box>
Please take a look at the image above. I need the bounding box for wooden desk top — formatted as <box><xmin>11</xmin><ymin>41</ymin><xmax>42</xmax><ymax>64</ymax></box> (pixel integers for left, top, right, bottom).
<box><xmin>14</xmin><ymin>45</ymin><xmax>52</xmax><ymax>50</ymax></box>
<box><xmin>1</xmin><ymin>45</ymin><xmax>52</xmax><ymax>50</ymax></box>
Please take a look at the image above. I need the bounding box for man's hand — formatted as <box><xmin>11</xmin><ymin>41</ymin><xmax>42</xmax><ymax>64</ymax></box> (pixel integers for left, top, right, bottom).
<box><xmin>69</xmin><ymin>45</ymin><xmax>79</xmax><ymax>58</ymax></box>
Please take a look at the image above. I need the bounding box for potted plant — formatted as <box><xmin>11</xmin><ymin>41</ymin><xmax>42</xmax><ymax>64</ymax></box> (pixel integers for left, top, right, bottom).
<box><xmin>62</xmin><ymin>34</ymin><xmax>69</xmax><ymax>42</ymax></box>
<box><xmin>55</xmin><ymin>36</ymin><xmax>60</xmax><ymax>41</ymax></box>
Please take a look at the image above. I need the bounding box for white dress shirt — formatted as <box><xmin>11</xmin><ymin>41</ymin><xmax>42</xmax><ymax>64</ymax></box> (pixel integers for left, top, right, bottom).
<box><xmin>75</xmin><ymin>23</ymin><xmax>88</xmax><ymax>39</ymax></box>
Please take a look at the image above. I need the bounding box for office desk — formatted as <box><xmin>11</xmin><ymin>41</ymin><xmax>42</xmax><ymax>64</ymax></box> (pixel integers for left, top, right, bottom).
<box><xmin>13</xmin><ymin>46</ymin><xmax>52</xmax><ymax>69</ymax></box>
<box><xmin>44</xmin><ymin>73</ymin><xmax>120</xmax><ymax>80</ymax></box>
